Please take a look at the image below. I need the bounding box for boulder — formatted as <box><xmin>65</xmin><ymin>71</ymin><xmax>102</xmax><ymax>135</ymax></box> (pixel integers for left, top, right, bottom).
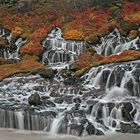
<box><xmin>33</xmin><ymin>68</ymin><xmax>55</xmax><ymax>79</ymax></box>
<box><xmin>28</xmin><ymin>92</ymin><xmax>41</xmax><ymax>106</ymax></box>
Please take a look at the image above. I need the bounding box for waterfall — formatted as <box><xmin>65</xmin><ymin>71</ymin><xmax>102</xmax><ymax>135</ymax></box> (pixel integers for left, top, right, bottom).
<box><xmin>50</xmin><ymin>113</ymin><xmax>63</xmax><ymax>134</ymax></box>
<box><xmin>1</xmin><ymin>27</ymin><xmax>140</xmax><ymax>136</ymax></box>
<box><xmin>42</xmin><ymin>27</ymin><xmax>87</xmax><ymax>67</ymax></box>
<box><xmin>0</xmin><ymin>109</ymin><xmax>49</xmax><ymax>130</ymax></box>
<box><xmin>94</xmin><ymin>28</ymin><xmax>140</xmax><ymax>56</ymax></box>
<box><xmin>0</xmin><ymin>28</ymin><xmax>27</xmax><ymax>60</ymax></box>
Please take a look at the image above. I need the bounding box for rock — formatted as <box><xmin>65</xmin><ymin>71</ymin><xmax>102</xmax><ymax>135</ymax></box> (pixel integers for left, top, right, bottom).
<box><xmin>95</xmin><ymin>129</ymin><xmax>104</xmax><ymax>135</ymax></box>
<box><xmin>28</xmin><ymin>92</ymin><xmax>41</xmax><ymax>106</ymax></box>
<box><xmin>69</xmin><ymin>124</ymin><xmax>84</xmax><ymax>136</ymax></box>
<box><xmin>73</xmin><ymin>97</ymin><xmax>81</xmax><ymax>104</ymax></box>
<box><xmin>122</xmin><ymin>104</ymin><xmax>133</xmax><ymax>122</ymax></box>
<box><xmin>40</xmin><ymin>111</ymin><xmax>57</xmax><ymax>117</ymax></box>
<box><xmin>43</xmin><ymin>99</ymin><xmax>56</xmax><ymax>107</ymax></box>
<box><xmin>64</xmin><ymin>76</ymin><xmax>83</xmax><ymax>86</ymax></box>
<box><xmin>114</xmin><ymin>67</ymin><xmax>125</xmax><ymax>87</ymax></box>
<box><xmin>120</xmin><ymin>122</ymin><xmax>140</xmax><ymax>134</ymax></box>
<box><xmin>86</xmin><ymin>123</ymin><xmax>95</xmax><ymax>135</ymax></box>
<box><xmin>50</xmin><ymin>91</ymin><xmax>62</xmax><ymax>98</ymax></box>
<box><xmin>73</xmin><ymin>110</ymin><xmax>86</xmax><ymax>117</ymax></box>
<box><xmin>100</xmin><ymin>70</ymin><xmax>110</xmax><ymax>87</ymax></box>
<box><xmin>63</xmin><ymin>95</ymin><xmax>73</xmax><ymax>104</ymax></box>
<box><xmin>54</xmin><ymin>97</ymin><xmax>64</xmax><ymax>104</ymax></box>
<box><xmin>33</xmin><ymin>68</ymin><xmax>55</xmax><ymax>79</ymax></box>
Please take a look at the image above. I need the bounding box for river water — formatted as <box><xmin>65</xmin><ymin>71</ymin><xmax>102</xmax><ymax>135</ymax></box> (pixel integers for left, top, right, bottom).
<box><xmin>0</xmin><ymin>129</ymin><xmax>139</xmax><ymax>140</ymax></box>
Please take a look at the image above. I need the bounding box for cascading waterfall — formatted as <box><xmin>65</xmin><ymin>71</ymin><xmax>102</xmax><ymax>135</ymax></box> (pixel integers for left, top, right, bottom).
<box><xmin>42</xmin><ymin>27</ymin><xmax>87</xmax><ymax>67</ymax></box>
<box><xmin>1</xmin><ymin>28</ymin><xmax>140</xmax><ymax>136</ymax></box>
<box><xmin>94</xmin><ymin>28</ymin><xmax>140</xmax><ymax>56</ymax></box>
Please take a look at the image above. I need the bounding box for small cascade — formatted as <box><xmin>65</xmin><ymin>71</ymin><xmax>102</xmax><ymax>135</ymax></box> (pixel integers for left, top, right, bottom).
<box><xmin>50</xmin><ymin>113</ymin><xmax>63</xmax><ymax>134</ymax></box>
<box><xmin>0</xmin><ymin>28</ymin><xmax>27</xmax><ymax>60</ymax></box>
<box><xmin>42</xmin><ymin>27</ymin><xmax>87</xmax><ymax>67</ymax></box>
<box><xmin>84</xmin><ymin>60</ymin><xmax>140</xmax><ymax>97</ymax></box>
<box><xmin>94</xmin><ymin>28</ymin><xmax>140</xmax><ymax>56</ymax></box>
<box><xmin>0</xmin><ymin>109</ymin><xmax>48</xmax><ymax>130</ymax></box>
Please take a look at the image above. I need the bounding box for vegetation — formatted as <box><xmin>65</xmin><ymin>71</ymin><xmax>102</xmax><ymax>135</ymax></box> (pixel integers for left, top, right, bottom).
<box><xmin>0</xmin><ymin>0</ymin><xmax>140</xmax><ymax>79</ymax></box>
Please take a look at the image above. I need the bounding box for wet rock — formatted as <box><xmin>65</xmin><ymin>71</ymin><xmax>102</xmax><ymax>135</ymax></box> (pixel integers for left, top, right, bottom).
<box><xmin>54</xmin><ymin>97</ymin><xmax>64</xmax><ymax>104</ymax></box>
<box><xmin>125</xmin><ymin>79</ymin><xmax>134</xmax><ymax>96</ymax></box>
<box><xmin>69</xmin><ymin>124</ymin><xmax>84</xmax><ymax>136</ymax></box>
<box><xmin>40</xmin><ymin>111</ymin><xmax>57</xmax><ymax>117</ymax></box>
<box><xmin>122</xmin><ymin>108</ymin><xmax>133</xmax><ymax>122</ymax></box>
<box><xmin>97</xmin><ymin>104</ymin><xmax>103</xmax><ymax>120</ymax></box>
<box><xmin>73</xmin><ymin>97</ymin><xmax>81</xmax><ymax>104</ymax></box>
<box><xmin>107</xmin><ymin>103</ymin><xmax>115</xmax><ymax>113</ymax></box>
<box><xmin>50</xmin><ymin>91</ymin><xmax>62</xmax><ymax>98</ymax></box>
<box><xmin>95</xmin><ymin>129</ymin><xmax>104</xmax><ymax>135</ymax></box>
<box><xmin>120</xmin><ymin>122</ymin><xmax>140</xmax><ymax>134</ymax></box>
<box><xmin>28</xmin><ymin>92</ymin><xmax>41</xmax><ymax>106</ymax></box>
<box><xmin>43</xmin><ymin>100</ymin><xmax>56</xmax><ymax>107</ymax></box>
<box><xmin>80</xmin><ymin>119</ymin><xmax>88</xmax><ymax>125</ymax></box>
<box><xmin>63</xmin><ymin>95</ymin><xmax>73</xmax><ymax>104</ymax></box>
<box><xmin>63</xmin><ymin>76</ymin><xmax>83</xmax><ymax>86</ymax></box>
<box><xmin>122</xmin><ymin>102</ymin><xmax>133</xmax><ymax>113</ymax></box>
<box><xmin>114</xmin><ymin>67</ymin><xmax>125</xmax><ymax>87</ymax></box>
<box><xmin>41</xmin><ymin>95</ymin><xmax>50</xmax><ymax>100</ymax></box>
<box><xmin>100</xmin><ymin>70</ymin><xmax>110</xmax><ymax>86</ymax></box>
<box><xmin>33</xmin><ymin>68</ymin><xmax>55</xmax><ymax>79</ymax></box>
<box><xmin>86</xmin><ymin>123</ymin><xmax>95</xmax><ymax>135</ymax></box>
<box><xmin>73</xmin><ymin>110</ymin><xmax>86</xmax><ymax>117</ymax></box>
<box><xmin>132</xmin><ymin>69</ymin><xmax>140</xmax><ymax>82</ymax></box>
<box><xmin>107</xmin><ymin>72</ymin><xmax>115</xmax><ymax>87</ymax></box>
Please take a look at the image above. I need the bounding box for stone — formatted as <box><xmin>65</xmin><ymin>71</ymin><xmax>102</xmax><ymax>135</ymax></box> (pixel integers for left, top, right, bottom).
<box><xmin>73</xmin><ymin>97</ymin><xmax>81</xmax><ymax>104</ymax></box>
<box><xmin>86</xmin><ymin>123</ymin><xmax>95</xmax><ymax>135</ymax></box>
<box><xmin>95</xmin><ymin>129</ymin><xmax>104</xmax><ymax>135</ymax></box>
<box><xmin>69</xmin><ymin>124</ymin><xmax>84</xmax><ymax>136</ymax></box>
<box><xmin>43</xmin><ymin>99</ymin><xmax>56</xmax><ymax>107</ymax></box>
<box><xmin>28</xmin><ymin>92</ymin><xmax>41</xmax><ymax>106</ymax></box>
<box><xmin>33</xmin><ymin>68</ymin><xmax>55</xmax><ymax>79</ymax></box>
<box><xmin>54</xmin><ymin>97</ymin><xmax>64</xmax><ymax>104</ymax></box>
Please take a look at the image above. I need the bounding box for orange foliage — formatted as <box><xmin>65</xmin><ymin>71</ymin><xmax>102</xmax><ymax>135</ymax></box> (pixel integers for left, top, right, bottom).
<box><xmin>0</xmin><ymin>55</ymin><xmax>44</xmax><ymax>80</ymax></box>
<box><xmin>20</xmin><ymin>41</ymin><xmax>43</xmax><ymax>56</ymax></box>
<box><xmin>12</xmin><ymin>26</ymin><xmax>23</xmax><ymax>36</ymax></box>
<box><xmin>64</xmin><ymin>29</ymin><xmax>84</xmax><ymax>40</ymax></box>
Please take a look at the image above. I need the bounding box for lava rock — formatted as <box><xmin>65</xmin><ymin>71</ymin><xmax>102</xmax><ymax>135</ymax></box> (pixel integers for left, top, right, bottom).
<box><xmin>28</xmin><ymin>92</ymin><xmax>41</xmax><ymax>106</ymax></box>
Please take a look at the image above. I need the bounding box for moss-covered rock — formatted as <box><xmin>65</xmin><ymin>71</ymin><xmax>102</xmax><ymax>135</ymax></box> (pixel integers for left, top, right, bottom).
<box><xmin>33</xmin><ymin>67</ymin><xmax>55</xmax><ymax>79</ymax></box>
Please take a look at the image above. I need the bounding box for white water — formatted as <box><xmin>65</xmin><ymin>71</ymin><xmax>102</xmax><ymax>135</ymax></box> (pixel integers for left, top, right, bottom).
<box><xmin>42</xmin><ymin>27</ymin><xmax>87</xmax><ymax>67</ymax></box>
<box><xmin>94</xmin><ymin>28</ymin><xmax>140</xmax><ymax>56</ymax></box>
<box><xmin>0</xmin><ymin>28</ymin><xmax>27</xmax><ymax>60</ymax></box>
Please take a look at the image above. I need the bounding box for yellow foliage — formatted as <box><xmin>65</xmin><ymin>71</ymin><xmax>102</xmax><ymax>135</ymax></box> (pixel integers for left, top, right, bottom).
<box><xmin>64</xmin><ymin>29</ymin><xmax>84</xmax><ymax>40</ymax></box>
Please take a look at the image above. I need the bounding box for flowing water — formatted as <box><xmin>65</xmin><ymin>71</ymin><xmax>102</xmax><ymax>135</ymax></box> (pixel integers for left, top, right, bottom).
<box><xmin>0</xmin><ymin>28</ymin><xmax>27</xmax><ymax>60</ymax></box>
<box><xmin>1</xmin><ymin>28</ymin><xmax>140</xmax><ymax>136</ymax></box>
